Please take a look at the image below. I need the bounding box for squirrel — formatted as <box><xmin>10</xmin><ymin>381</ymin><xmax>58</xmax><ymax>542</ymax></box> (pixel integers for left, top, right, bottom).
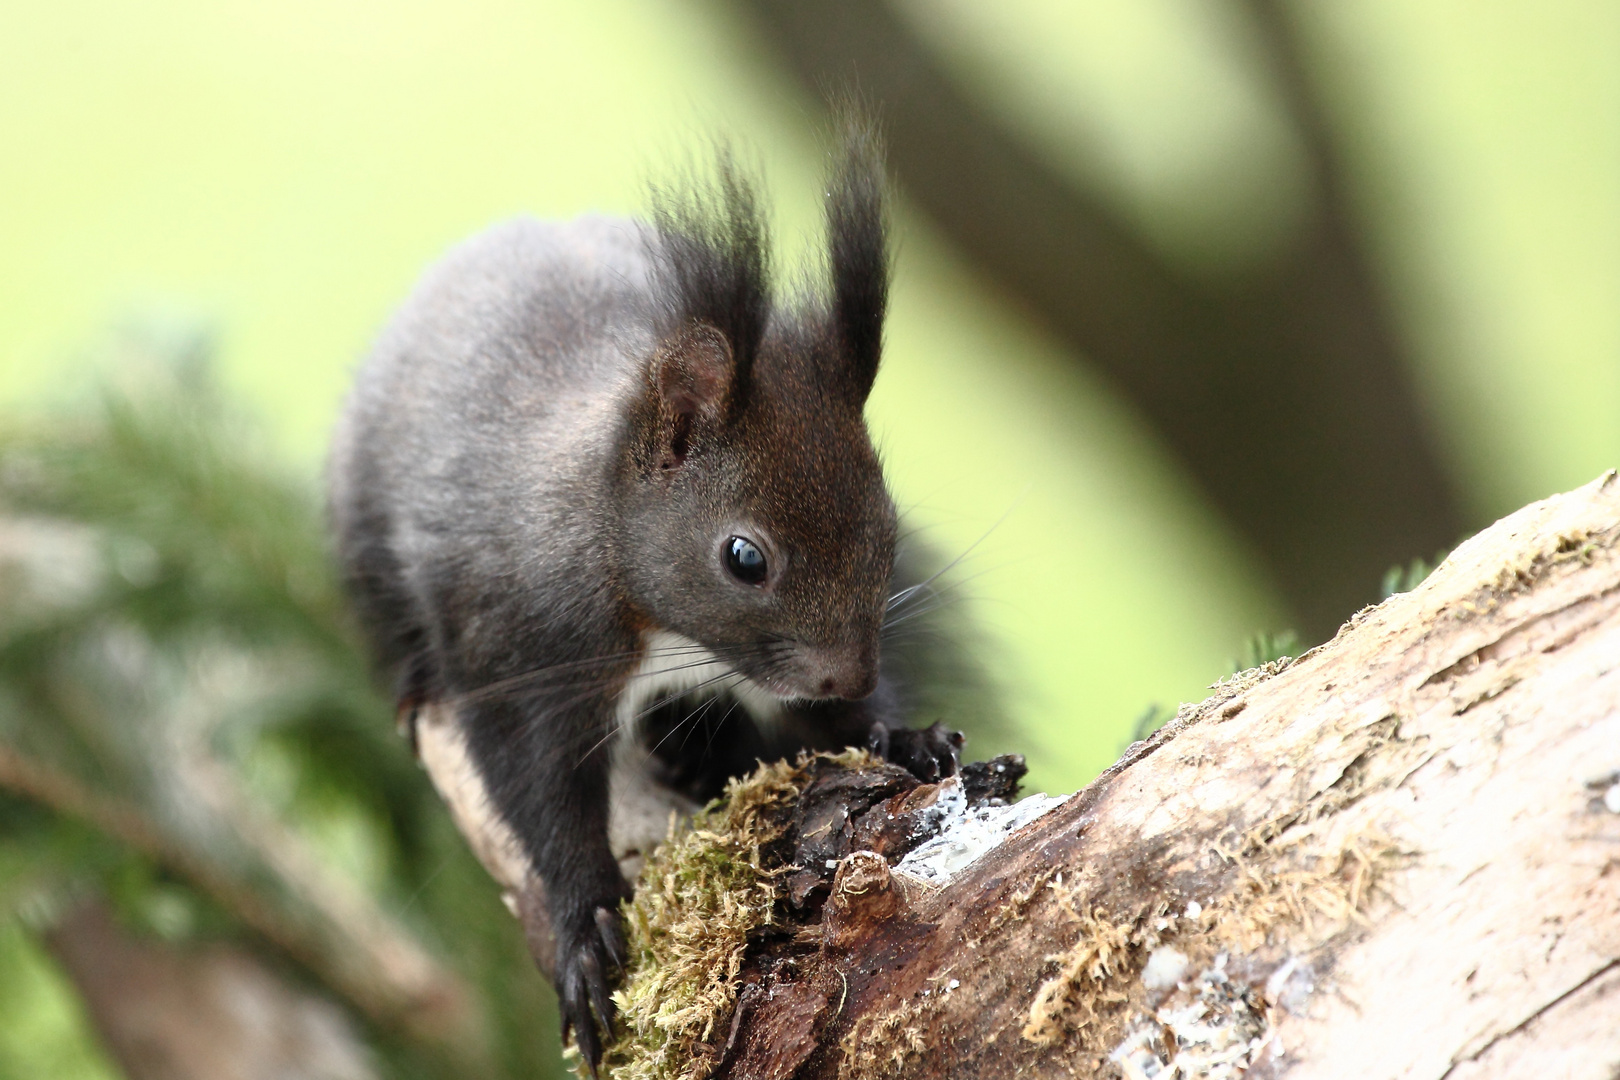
<box><xmin>327</xmin><ymin>122</ymin><xmax>969</xmax><ymax>1069</ymax></box>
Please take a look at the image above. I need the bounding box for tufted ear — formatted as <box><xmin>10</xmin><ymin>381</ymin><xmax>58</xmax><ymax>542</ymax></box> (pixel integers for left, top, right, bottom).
<box><xmin>825</xmin><ymin>115</ymin><xmax>889</xmax><ymax>407</ymax></box>
<box><xmin>656</xmin><ymin>324</ymin><xmax>733</xmax><ymax>420</ymax></box>
<box><xmin>650</xmin><ymin>323</ymin><xmax>734</xmax><ymax>472</ymax></box>
<box><xmin>649</xmin><ymin>147</ymin><xmax>770</xmax><ymax>421</ymax></box>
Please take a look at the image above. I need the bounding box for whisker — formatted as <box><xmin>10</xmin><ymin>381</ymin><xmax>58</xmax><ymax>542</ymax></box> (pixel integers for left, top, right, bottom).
<box><xmin>887</xmin><ymin>493</ymin><xmax>1027</xmax><ymax>610</ymax></box>
<box><xmin>575</xmin><ymin>667</ymin><xmax>752</xmax><ymax>768</ymax></box>
<box><xmin>666</xmin><ymin>686</ymin><xmax>741</xmax><ymax>760</ymax></box>
<box><xmin>883</xmin><ymin>577</ymin><xmax>985</xmax><ymax>630</ymax></box>
<box><xmin>700</xmin><ymin>694</ymin><xmax>745</xmax><ymax>758</ymax></box>
<box><xmin>884</xmin><ymin>561</ymin><xmax>1007</xmax><ymax>630</ymax></box>
<box><xmin>453</xmin><ymin>649</ymin><xmax>744</xmax><ymax>707</ymax></box>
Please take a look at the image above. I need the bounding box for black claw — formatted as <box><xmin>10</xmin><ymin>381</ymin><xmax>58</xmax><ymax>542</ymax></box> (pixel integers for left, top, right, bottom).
<box><xmin>595</xmin><ymin>905</ymin><xmax>627</xmax><ymax>970</ymax></box>
<box><xmin>565</xmin><ymin>968</ymin><xmax>605</xmax><ymax>1071</ymax></box>
<box><xmin>589</xmin><ymin>982</ymin><xmax>616</xmax><ymax>1044</ymax></box>
<box><xmin>558</xmin><ymin>903</ymin><xmax>627</xmax><ymax>1073</ymax></box>
<box><xmin>867</xmin><ymin>723</ymin><xmax>890</xmax><ymax>760</ymax></box>
<box><xmin>925</xmin><ymin>721</ymin><xmax>964</xmax><ymax>776</ymax></box>
<box><xmin>571</xmin><ymin>1004</ymin><xmax>602</xmax><ymax>1076</ymax></box>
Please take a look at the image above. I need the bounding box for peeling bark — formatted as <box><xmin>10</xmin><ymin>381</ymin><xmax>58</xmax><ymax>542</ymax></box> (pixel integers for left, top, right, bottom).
<box><xmin>427</xmin><ymin>473</ymin><xmax>1620</xmax><ymax>1079</ymax></box>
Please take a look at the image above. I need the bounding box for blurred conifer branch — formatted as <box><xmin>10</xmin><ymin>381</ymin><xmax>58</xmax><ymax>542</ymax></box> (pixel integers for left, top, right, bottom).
<box><xmin>0</xmin><ymin>329</ymin><xmax>568</xmax><ymax>1079</ymax></box>
<box><xmin>42</xmin><ymin>898</ymin><xmax>380</xmax><ymax>1080</ymax></box>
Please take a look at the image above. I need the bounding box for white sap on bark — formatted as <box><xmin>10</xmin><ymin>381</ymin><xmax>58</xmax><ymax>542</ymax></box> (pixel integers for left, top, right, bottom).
<box><xmin>893</xmin><ymin>780</ymin><xmax>1069</xmax><ymax>886</ymax></box>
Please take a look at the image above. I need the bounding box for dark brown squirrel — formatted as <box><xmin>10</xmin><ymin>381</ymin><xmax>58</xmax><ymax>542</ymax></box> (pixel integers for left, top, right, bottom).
<box><xmin>327</xmin><ymin>122</ymin><xmax>970</xmax><ymax>1068</ymax></box>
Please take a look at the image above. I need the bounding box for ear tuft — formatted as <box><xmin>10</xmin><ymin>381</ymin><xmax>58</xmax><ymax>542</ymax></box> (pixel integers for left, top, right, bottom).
<box><xmin>649</xmin><ymin>147</ymin><xmax>770</xmax><ymax>415</ymax></box>
<box><xmin>826</xmin><ymin>109</ymin><xmax>889</xmax><ymax>406</ymax></box>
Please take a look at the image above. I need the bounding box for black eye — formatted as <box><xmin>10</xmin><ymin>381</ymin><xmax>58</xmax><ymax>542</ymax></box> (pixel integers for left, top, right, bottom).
<box><xmin>724</xmin><ymin>536</ymin><xmax>768</xmax><ymax>585</ymax></box>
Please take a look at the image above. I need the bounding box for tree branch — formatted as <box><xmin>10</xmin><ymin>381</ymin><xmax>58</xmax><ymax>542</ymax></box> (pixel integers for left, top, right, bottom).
<box><xmin>0</xmin><ymin>740</ymin><xmax>479</xmax><ymax>1055</ymax></box>
<box><xmin>706</xmin><ymin>471</ymin><xmax>1620</xmax><ymax>1077</ymax></box>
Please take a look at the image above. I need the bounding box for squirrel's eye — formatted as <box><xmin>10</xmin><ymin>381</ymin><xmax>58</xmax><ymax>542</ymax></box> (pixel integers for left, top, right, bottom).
<box><xmin>724</xmin><ymin>536</ymin><xmax>768</xmax><ymax>585</ymax></box>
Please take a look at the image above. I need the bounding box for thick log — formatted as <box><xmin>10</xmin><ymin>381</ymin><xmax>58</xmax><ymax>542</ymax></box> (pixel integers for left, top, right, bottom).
<box><xmin>425</xmin><ymin>473</ymin><xmax>1620</xmax><ymax>1078</ymax></box>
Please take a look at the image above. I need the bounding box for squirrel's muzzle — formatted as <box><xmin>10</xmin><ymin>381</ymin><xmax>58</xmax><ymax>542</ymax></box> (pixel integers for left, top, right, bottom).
<box><xmin>797</xmin><ymin>640</ymin><xmax>880</xmax><ymax>701</ymax></box>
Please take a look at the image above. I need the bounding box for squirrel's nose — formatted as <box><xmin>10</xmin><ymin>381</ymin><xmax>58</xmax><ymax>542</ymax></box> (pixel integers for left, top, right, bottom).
<box><xmin>807</xmin><ymin>642</ymin><xmax>879</xmax><ymax>700</ymax></box>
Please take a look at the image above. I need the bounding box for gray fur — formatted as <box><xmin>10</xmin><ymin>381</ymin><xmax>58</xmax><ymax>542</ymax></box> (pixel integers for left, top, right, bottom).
<box><xmin>329</xmin><ymin>137</ymin><xmax>963</xmax><ymax>1068</ymax></box>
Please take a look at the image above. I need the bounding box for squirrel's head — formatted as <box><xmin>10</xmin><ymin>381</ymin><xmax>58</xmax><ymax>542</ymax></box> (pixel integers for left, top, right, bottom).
<box><xmin>615</xmin><ymin>124</ymin><xmax>896</xmax><ymax>702</ymax></box>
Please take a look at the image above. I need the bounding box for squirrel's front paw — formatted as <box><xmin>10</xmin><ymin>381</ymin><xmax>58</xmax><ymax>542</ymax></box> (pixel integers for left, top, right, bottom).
<box><xmin>868</xmin><ymin>719</ymin><xmax>964</xmax><ymax>782</ymax></box>
<box><xmin>558</xmin><ymin>904</ymin><xmax>628</xmax><ymax>1074</ymax></box>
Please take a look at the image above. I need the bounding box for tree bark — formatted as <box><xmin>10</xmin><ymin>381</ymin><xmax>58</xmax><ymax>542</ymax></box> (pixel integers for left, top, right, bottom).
<box><xmin>427</xmin><ymin>472</ymin><xmax>1620</xmax><ymax>1078</ymax></box>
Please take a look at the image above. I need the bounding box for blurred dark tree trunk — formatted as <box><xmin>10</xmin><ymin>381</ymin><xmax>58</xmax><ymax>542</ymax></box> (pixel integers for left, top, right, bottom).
<box><xmin>731</xmin><ymin>0</ymin><xmax>1464</xmax><ymax>637</ymax></box>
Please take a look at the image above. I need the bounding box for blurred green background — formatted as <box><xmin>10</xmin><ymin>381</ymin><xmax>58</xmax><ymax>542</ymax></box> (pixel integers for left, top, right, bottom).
<box><xmin>0</xmin><ymin>1</ymin><xmax>1614</xmax><ymax>1077</ymax></box>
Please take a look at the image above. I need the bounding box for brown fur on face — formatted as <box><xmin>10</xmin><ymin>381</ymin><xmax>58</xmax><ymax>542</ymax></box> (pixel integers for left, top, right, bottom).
<box><xmin>615</xmin><ymin>316</ymin><xmax>896</xmax><ymax>700</ymax></box>
<box><xmin>607</xmin><ymin>121</ymin><xmax>896</xmax><ymax>702</ymax></box>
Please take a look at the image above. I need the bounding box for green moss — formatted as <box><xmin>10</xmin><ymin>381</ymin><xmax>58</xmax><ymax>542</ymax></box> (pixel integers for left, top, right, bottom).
<box><xmin>1231</xmin><ymin>629</ymin><xmax>1300</xmax><ymax>673</ymax></box>
<box><xmin>594</xmin><ymin>750</ymin><xmax>872</xmax><ymax>1080</ymax></box>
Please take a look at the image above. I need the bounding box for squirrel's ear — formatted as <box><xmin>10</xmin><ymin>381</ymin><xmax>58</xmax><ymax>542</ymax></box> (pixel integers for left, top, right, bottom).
<box><xmin>826</xmin><ymin>115</ymin><xmax>889</xmax><ymax>406</ymax></box>
<box><xmin>649</xmin><ymin>324</ymin><xmax>733</xmax><ymax>471</ymax></box>
<box><xmin>654</xmin><ymin>323</ymin><xmax>733</xmax><ymax>423</ymax></box>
